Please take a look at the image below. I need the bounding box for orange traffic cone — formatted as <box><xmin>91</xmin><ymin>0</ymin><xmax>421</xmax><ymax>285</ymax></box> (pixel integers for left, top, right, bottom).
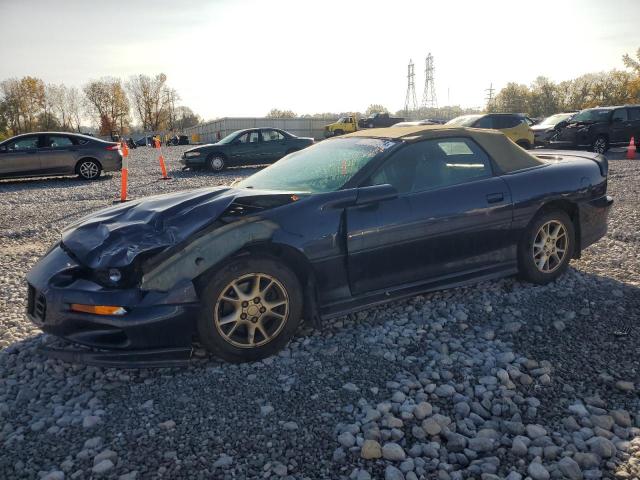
<box><xmin>154</xmin><ymin>138</ymin><xmax>171</xmax><ymax>180</ymax></box>
<box><xmin>626</xmin><ymin>136</ymin><xmax>637</xmax><ymax>160</ymax></box>
<box><xmin>119</xmin><ymin>141</ymin><xmax>130</xmax><ymax>202</ymax></box>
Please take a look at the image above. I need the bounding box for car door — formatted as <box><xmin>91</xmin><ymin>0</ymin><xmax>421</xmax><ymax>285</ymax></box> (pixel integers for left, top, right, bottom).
<box><xmin>40</xmin><ymin>134</ymin><xmax>77</xmax><ymax>175</ymax></box>
<box><xmin>0</xmin><ymin>135</ymin><xmax>42</xmax><ymax>177</ymax></box>
<box><xmin>629</xmin><ymin>107</ymin><xmax>640</xmax><ymax>142</ymax></box>
<box><xmin>345</xmin><ymin>136</ymin><xmax>513</xmax><ymax>295</ymax></box>
<box><xmin>610</xmin><ymin>108</ymin><xmax>632</xmax><ymax>145</ymax></box>
<box><xmin>229</xmin><ymin>130</ymin><xmax>261</xmax><ymax>165</ymax></box>
<box><xmin>259</xmin><ymin>129</ymin><xmax>288</xmax><ymax>162</ymax></box>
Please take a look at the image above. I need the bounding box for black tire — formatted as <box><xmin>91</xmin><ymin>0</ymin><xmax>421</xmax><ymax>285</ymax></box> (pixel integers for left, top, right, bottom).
<box><xmin>208</xmin><ymin>154</ymin><xmax>226</xmax><ymax>171</ymax></box>
<box><xmin>518</xmin><ymin>209</ymin><xmax>575</xmax><ymax>285</ymax></box>
<box><xmin>77</xmin><ymin>159</ymin><xmax>101</xmax><ymax>180</ymax></box>
<box><xmin>516</xmin><ymin>140</ymin><xmax>531</xmax><ymax>150</ymax></box>
<box><xmin>334</xmin><ymin>129</ymin><xmax>344</xmax><ymax>136</ymax></box>
<box><xmin>592</xmin><ymin>135</ymin><xmax>608</xmax><ymax>154</ymax></box>
<box><xmin>197</xmin><ymin>256</ymin><xmax>303</xmax><ymax>363</ymax></box>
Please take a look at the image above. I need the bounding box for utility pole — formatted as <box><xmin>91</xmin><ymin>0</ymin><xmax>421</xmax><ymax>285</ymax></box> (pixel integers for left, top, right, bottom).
<box><xmin>404</xmin><ymin>59</ymin><xmax>418</xmax><ymax>118</ymax></box>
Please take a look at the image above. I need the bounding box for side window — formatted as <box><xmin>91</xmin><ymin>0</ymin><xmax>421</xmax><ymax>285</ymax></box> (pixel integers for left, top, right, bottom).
<box><xmin>44</xmin><ymin>135</ymin><xmax>73</xmax><ymax>148</ymax></box>
<box><xmin>474</xmin><ymin>116</ymin><xmax>494</xmax><ymax>129</ymax></box>
<box><xmin>612</xmin><ymin>109</ymin><xmax>628</xmax><ymax>122</ymax></box>
<box><xmin>261</xmin><ymin>129</ymin><xmax>284</xmax><ymax>142</ymax></box>
<box><xmin>629</xmin><ymin>108</ymin><xmax>640</xmax><ymax>121</ymax></box>
<box><xmin>7</xmin><ymin>136</ymin><xmax>39</xmax><ymax>151</ymax></box>
<box><xmin>368</xmin><ymin>137</ymin><xmax>492</xmax><ymax>194</ymax></box>
<box><xmin>236</xmin><ymin>132</ymin><xmax>259</xmax><ymax>143</ymax></box>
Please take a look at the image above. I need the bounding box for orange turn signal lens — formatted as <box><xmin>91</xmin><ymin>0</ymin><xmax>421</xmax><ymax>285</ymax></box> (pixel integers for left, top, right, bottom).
<box><xmin>70</xmin><ymin>304</ymin><xmax>127</xmax><ymax>316</ymax></box>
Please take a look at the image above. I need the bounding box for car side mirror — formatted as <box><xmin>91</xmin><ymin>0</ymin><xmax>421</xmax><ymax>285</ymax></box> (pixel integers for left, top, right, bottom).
<box><xmin>355</xmin><ymin>184</ymin><xmax>398</xmax><ymax>205</ymax></box>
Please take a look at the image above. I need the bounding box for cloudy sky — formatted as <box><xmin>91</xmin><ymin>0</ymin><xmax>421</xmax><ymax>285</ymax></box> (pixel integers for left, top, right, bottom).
<box><xmin>1</xmin><ymin>0</ymin><xmax>638</xmax><ymax>120</ymax></box>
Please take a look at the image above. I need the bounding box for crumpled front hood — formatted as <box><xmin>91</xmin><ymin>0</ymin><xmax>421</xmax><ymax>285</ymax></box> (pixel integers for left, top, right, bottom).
<box><xmin>61</xmin><ymin>187</ymin><xmax>240</xmax><ymax>269</ymax></box>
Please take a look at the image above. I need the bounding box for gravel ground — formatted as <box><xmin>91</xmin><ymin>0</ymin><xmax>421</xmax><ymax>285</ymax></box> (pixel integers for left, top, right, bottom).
<box><xmin>0</xmin><ymin>146</ymin><xmax>638</xmax><ymax>480</ymax></box>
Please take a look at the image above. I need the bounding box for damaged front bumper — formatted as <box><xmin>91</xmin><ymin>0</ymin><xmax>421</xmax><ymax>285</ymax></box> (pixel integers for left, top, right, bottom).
<box><xmin>26</xmin><ymin>245</ymin><xmax>200</xmax><ymax>353</ymax></box>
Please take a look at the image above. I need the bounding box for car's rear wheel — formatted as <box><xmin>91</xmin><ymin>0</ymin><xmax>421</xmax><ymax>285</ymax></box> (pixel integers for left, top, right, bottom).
<box><xmin>334</xmin><ymin>129</ymin><xmax>344</xmax><ymax>136</ymax></box>
<box><xmin>518</xmin><ymin>210</ymin><xmax>575</xmax><ymax>284</ymax></box>
<box><xmin>197</xmin><ymin>256</ymin><xmax>303</xmax><ymax>362</ymax></box>
<box><xmin>77</xmin><ymin>159</ymin><xmax>101</xmax><ymax>180</ymax></box>
<box><xmin>208</xmin><ymin>154</ymin><xmax>226</xmax><ymax>171</ymax></box>
<box><xmin>592</xmin><ymin>135</ymin><xmax>608</xmax><ymax>154</ymax></box>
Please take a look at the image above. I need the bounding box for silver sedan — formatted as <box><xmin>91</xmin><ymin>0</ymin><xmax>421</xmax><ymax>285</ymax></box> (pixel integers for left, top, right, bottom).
<box><xmin>0</xmin><ymin>132</ymin><xmax>122</xmax><ymax>180</ymax></box>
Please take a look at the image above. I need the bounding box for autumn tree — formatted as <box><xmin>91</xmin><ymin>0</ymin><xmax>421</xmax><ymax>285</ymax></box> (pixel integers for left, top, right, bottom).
<box><xmin>266</xmin><ymin>108</ymin><xmax>297</xmax><ymax>118</ymax></box>
<box><xmin>0</xmin><ymin>76</ymin><xmax>46</xmax><ymax>133</ymax></box>
<box><xmin>83</xmin><ymin>77</ymin><xmax>130</xmax><ymax>135</ymax></box>
<box><xmin>365</xmin><ymin>104</ymin><xmax>389</xmax><ymax>116</ymax></box>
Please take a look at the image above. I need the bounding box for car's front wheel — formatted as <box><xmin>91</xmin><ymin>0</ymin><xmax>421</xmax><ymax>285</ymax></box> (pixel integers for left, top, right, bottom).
<box><xmin>197</xmin><ymin>256</ymin><xmax>303</xmax><ymax>362</ymax></box>
<box><xmin>208</xmin><ymin>154</ymin><xmax>226</xmax><ymax>171</ymax></box>
<box><xmin>77</xmin><ymin>159</ymin><xmax>101</xmax><ymax>180</ymax></box>
<box><xmin>518</xmin><ymin>210</ymin><xmax>575</xmax><ymax>284</ymax></box>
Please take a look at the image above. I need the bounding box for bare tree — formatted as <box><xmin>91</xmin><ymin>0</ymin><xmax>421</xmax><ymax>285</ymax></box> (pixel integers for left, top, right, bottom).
<box><xmin>126</xmin><ymin>73</ymin><xmax>170</xmax><ymax>131</ymax></box>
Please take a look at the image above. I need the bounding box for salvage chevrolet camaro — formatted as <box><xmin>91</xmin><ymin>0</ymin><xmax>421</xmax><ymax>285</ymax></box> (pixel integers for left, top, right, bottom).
<box><xmin>26</xmin><ymin>126</ymin><xmax>613</xmax><ymax>363</ymax></box>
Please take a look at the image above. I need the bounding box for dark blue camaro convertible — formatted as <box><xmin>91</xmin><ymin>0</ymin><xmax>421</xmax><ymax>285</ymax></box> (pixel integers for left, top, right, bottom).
<box><xmin>26</xmin><ymin>126</ymin><xmax>612</xmax><ymax>364</ymax></box>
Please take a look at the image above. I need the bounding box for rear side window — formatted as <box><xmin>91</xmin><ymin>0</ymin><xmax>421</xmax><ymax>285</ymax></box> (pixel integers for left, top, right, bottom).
<box><xmin>494</xmin><ymin>116</ymin><xmax>522</xmax><ymax>128</ymax></box>
<box><xmin>44</xmin><ymin>135</ymin><xmax>74</xmax><ymax>148</ymax></box>
<box><xmin>474</xmin><ymin>116</ymin><xmax>494</xmax><ymax>128</ymax></box>
<box><xmin>368</xmin><ymin>137</ymin><xmax>492</xmax><ymax>194</ymax></box>
<box><xmin>629</xmin><ymin>108</ymin><xmax>640</xmax><ymax>121</ymax></box>
<box><xmin>612</xmin><ymin>109</ymin><xmax>628</xmax><ymax>122</ymax></box>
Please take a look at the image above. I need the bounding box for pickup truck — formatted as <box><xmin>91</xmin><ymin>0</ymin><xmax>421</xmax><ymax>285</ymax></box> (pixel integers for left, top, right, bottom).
<box><xmin>324</xmin><ymin>115</ymin><xmax>358</xmax><ymax>137</ymax></box>
<box><xmin>358</xmin><ymin>112</ymin><xmax>404</xmax><ymax>128</ymax></box>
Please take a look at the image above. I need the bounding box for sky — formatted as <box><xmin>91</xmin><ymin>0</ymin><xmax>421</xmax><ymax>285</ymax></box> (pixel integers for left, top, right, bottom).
<box><xmin>1</xmin><ymin>0</ymin><xmax>638</xmax><ymax>121</ymax></box>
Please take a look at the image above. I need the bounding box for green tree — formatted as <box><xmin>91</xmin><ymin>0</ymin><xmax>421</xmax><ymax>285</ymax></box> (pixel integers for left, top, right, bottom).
<box><xmin>491</xmin><ymin>83</ymin><xmax>530</xmax><ymax>114</ymax></box>
<box><xmin>528</xmin><ymin>76</ymin><xmax>559</xmax><ymax>117</ymax></box>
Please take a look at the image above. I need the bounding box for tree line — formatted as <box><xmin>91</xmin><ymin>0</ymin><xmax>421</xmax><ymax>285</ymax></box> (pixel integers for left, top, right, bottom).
<box><xmin>488</xmin><ymin>49</ymin><xmax>640</xmax><ymax>117</ymax></box>
<box><xmin>0</xmin><ymin>73</ymin><xmax>202</xmax><ymax>140</ymax></box>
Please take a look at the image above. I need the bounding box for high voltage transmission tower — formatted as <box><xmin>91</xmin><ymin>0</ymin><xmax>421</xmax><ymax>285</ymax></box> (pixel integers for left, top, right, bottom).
<box><xmin>421</xmin><ymin>53</ymin><xmax>437</xmax><ymax>109</ymax></box>
<box><xmin>485</xmin><ymin>83</ymin><xmax>495</xmax><ymax>106</ymax></box>
<box><xmin>404</xmin><ymin>59</ymin><xmax>418</xmax><ymax>116</ymax></box>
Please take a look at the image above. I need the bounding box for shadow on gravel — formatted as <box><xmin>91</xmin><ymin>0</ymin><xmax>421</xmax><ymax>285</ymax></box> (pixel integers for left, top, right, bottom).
<box><xmin>0</xmin><ymin>174</ymin><xmax>114</xmax><ymax>191</ymax></box>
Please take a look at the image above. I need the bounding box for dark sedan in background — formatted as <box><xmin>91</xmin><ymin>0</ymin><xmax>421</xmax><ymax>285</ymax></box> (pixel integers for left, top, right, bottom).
<box><xmin>0</xmin><ymin>132</ymin><xmax>122</xmax><ymax>180</ymax></box>
<box><xmin>26</xmin><ymin>126</ymin><xmax>612</xmax><ymax>364</ymax></box>
<box><xmin>181</xmin><ymin>128</ymin><xmax>314</xmax><ymax>171</ymax></box>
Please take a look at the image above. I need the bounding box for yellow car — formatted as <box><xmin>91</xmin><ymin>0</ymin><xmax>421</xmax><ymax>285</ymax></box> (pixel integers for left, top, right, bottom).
<box><xmin>446</xmin><ymin>113</ymin><xmax>534</xmax><ymax>149</ymax></box>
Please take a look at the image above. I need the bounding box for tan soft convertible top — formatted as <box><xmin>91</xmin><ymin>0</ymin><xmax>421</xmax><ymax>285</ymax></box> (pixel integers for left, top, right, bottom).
<box><xmin>346</xmin><ymin>125</ymin><xmax>543</xmax><ymax>173</ymax></box>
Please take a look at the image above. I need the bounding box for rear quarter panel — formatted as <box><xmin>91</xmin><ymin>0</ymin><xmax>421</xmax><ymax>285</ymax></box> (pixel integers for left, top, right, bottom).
<box><xmin>502</xmin><ymin>158</ymin><xmax>607</xmax><ymax>250</ymax></box>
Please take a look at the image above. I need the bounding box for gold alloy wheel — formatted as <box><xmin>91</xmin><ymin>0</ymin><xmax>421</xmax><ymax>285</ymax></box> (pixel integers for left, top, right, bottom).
<box><xmin>214</xmin><ymin>273</ymin><xmax>289</xmax><ymax>348</ymax></box>
<box><xmin>532</xmin><ymin>220</ymin><xmax>568</xmax><ymax>273</ymax></box>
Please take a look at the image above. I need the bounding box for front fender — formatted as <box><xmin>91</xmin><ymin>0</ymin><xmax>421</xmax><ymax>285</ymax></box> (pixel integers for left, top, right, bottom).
<box><xmin>140</xmin><ymin>217</ymin><xmax>279</xmax><ymax>292</ymax></box>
